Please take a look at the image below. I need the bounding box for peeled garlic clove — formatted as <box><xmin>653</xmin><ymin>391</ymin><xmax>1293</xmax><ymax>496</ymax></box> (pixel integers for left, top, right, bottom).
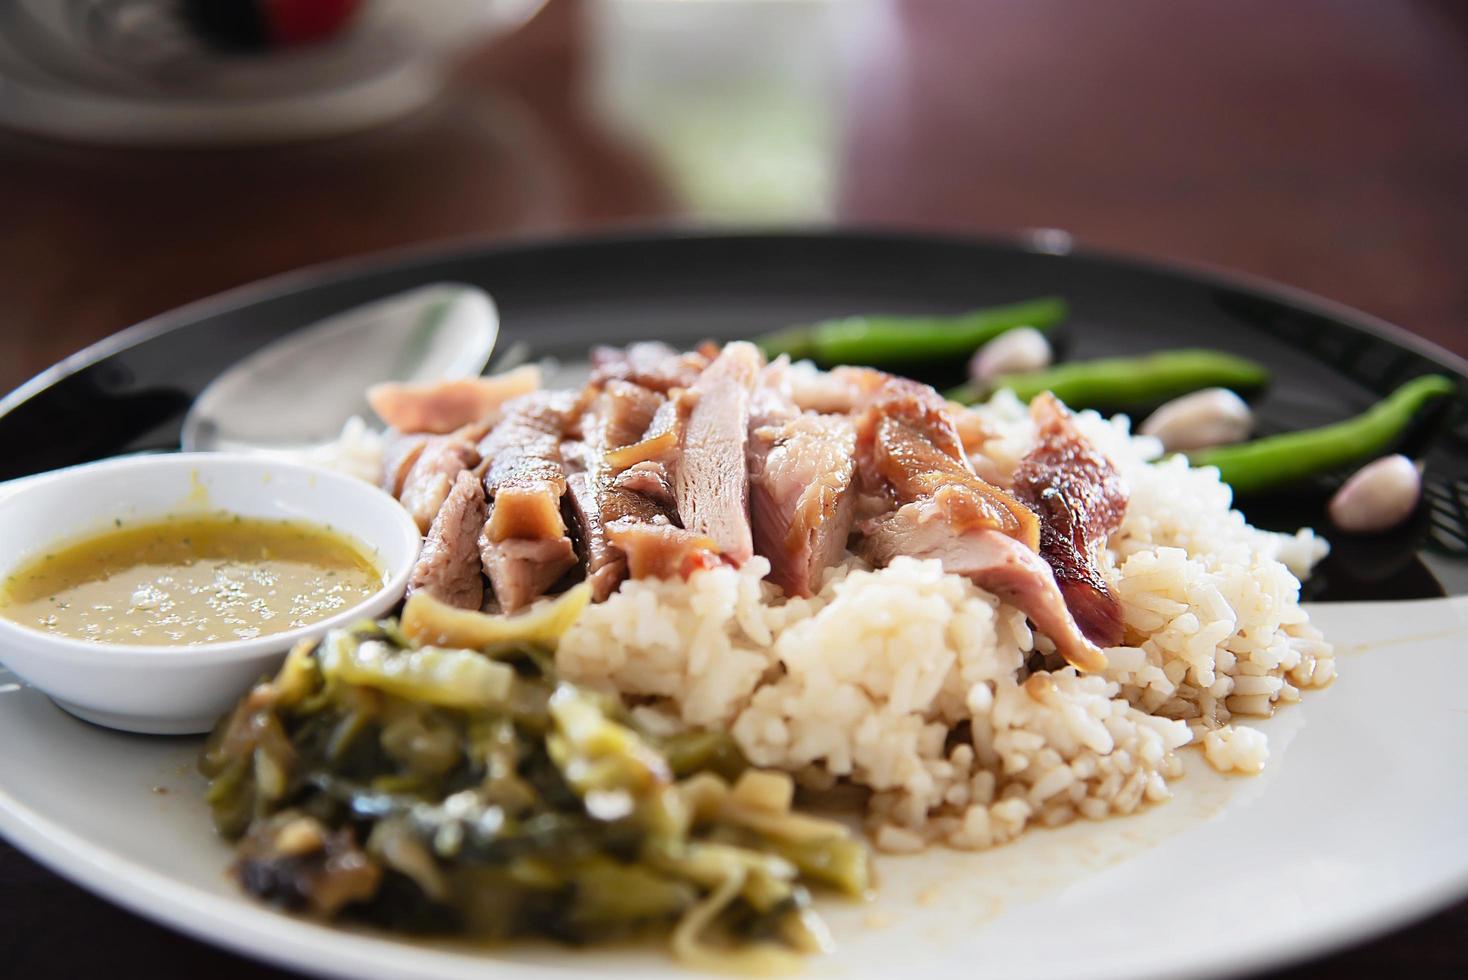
<box><xmin>1328</xmin><ymin>454</ymin><xmax>1422</xmax><ymax>533</ymax></box>
<box><xmin>969</xmin><ymin>327</ymin><xmax>1052</xmax><ymax>381</ymax></box>
<box><xmin>1139</xmin><ymin>387</ymin><xmax>1253</xmax><ymax>451</ymax></box>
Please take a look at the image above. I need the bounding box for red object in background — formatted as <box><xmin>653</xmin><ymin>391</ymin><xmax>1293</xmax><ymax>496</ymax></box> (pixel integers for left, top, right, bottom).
<box><xmin>263</xmin><ymin>0</ymin><xmax>363</xmax><ymax>46</ymax></box>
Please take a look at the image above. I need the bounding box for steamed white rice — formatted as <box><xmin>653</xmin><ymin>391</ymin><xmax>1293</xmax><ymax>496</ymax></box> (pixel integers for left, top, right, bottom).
<box><xmin>264</xmin><ymin>415</ymin><xmax>388</xmax><ymax>485</ymax></box>
<box><xmin>558</xmin><ymin>392</ymin><xmax>1335</xmax><ymax>851</ymax></box>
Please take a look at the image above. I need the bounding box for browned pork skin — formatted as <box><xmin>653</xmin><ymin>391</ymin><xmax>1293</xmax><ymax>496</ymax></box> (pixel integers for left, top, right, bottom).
<box><xmin>605</xmin><ymin>520</ymin><xmax>721</xmax><ymax>580</ymax></box>
<box><xmin>398</xmin><ymin>435</ymin><xmax>480</xmax><ymax>533</ymax></box>
<box><xmin>864</xmin><ymin>378</ymin><xmax>1039</xmax><ymax>548</ymax></box>
<box><xmin>854</xmin><ymin>379</ymin><xmax>1104</xmax><ymax>672</ymax></box>
<box><xmin>860</xmin><ymin>500</ymin><xmax>1108</xmax><ymax>673</ymax></box>
<box><xmin>477</xmin><ymin>393</ymin><xmax>577</xmax><ymax>611</ymax></box>
<box><xmin>407</xmin><ymin>470</ymin><xmax>487</xmax><ymax>609</ymax></box>
<box><xmin>564</xmin><ymin>380</ymin><xmax>680</xmax><ymax>600</ymax></box>
<box><xmin>612</xmin><ymin>462</ymin><xmax>677</xmax><ymax>508</ymax></box>
<box><xmin>367</xmin><ymin>366</ymin><xmax>540</xmax><ymax>435</ymax></box>
<box><xmin>1012</xmin><ymin>393</ymin><xmax>1129</xmax><ymax>647</ymax></box>
<box><xmin>605</xmin><ymin>397</ymin><xmax>682</xmax><ymax>471</ymax></box>
<box><xmin>747</xmin><ymin>363</ymin><xmax>858</xmax><ymax>597</ymax></box>
<box><xmin>674</xmin><ymin>341</ymin><xmax>762</xmax><ymax>564</ymax></box>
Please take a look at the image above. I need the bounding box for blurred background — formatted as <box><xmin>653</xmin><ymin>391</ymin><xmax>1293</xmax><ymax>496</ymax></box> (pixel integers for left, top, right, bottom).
<box><xmin>0</xmin><ymin>0</ymin><xmax>1466</xmax><ymax>973</ymax></box>
<box><xmin>0</xmin><ymin>0</ymin><xmax>1464</xmax><ymax>397</ymax></box>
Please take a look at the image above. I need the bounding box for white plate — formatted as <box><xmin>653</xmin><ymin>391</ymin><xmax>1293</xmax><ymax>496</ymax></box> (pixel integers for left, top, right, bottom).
<box><xmin>2</xmin><ymin>598</ymin><xmax>1466</xmax><ymax>980</ymax></box>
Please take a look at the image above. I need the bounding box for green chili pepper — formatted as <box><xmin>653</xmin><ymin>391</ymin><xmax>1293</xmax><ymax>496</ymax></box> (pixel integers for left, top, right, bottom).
<box><xmin>757</xmin><ymin>297</ymin><xmax>1067</xmax><ymax>366</ymax></box>
<box><xmin>1190</xmin><ymin>374</ymin><xmax>1455</xmax><ymax>494</ymax></box>
<box><xmin>948</xmin><ymin>348</ymin><xmax>1271</xmax><ymax>410</ymax></box>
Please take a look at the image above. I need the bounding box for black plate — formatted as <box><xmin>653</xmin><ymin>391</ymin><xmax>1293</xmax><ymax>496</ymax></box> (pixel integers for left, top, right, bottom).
<box><xmin>3</xmin><ymin>230</ymin><xmax>1466</xmax><ymax>600</ymax></box>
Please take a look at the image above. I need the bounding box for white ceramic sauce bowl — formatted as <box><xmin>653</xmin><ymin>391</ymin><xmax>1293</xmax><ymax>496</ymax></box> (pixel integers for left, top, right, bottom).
<box><xmin>0</xmin><ymin>454</ymin><xmax>420</xmax><ymax>735</ymax></box>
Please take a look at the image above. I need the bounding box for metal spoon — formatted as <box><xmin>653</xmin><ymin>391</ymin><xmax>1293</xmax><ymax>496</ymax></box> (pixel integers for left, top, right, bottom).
<box><xmin>181</xmin><ymin>283</ymin><xmax>498</xmax><ymax>453</ymax></box>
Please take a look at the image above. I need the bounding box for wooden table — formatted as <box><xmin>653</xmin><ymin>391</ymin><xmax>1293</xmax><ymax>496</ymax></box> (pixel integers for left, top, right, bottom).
<box><xmin>1</xmin><ymin>1</ymin><xmax>1465</xmax><ymax>976</ymax></box>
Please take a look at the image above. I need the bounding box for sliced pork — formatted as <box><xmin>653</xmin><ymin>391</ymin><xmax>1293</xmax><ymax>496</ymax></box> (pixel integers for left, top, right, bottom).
<box><xmin>590</xmin><ymin>342</ymin><xmax>709</xmax><ymax>394</ymax></box>
<box><xmin>588</xmin><ymin>380</ymin><xmax>664</xmax><ymax>452</ymax></box>
<box><xmin>381</xmin><ymin>433</ymin><xmax>428</xmax><ymax>497</ymax></box>
<box><xmin>378</xmin><ymin>341</ymin><xmax>1119</xmax><ymax>645</ymax></box>
<box><xmin>407</xmin><ymin>470</ymin><xmax>487</xmax><ymax>609</ymax></box>
<box><xmin>674</xmin><ymin>341</ymin><xmax>761</xmax><ymax>563</ymax></box>
<box><xmin>477</xmin><ymin>393</ymin><xmax>577</xmax><ymax>611</ymax></box>
<box><xmin>564</xmin><ymin>472</ymin><xmax>621</xmax><ymax>600</ymax></box>
<box><xmin>787</xmin><ymin>363</ymin><xmax>888</xmax><ymax>414</ymax></box>
<box><xmin>747</xmin><ymin>362</ymin><xmax>858</xmax><ymax>597</ymax></box>
<box><xmin>864</xmin><ymin>378</ymin><xmax>1039</xmax><ymax>546</ymax></box>
<box><xmin>398</xmin><ymin>435</ymin><xmax>480</xmax><ymax>533</ymax></box>
<box><xmin>480</xmin><ymin>394</ymin><xmax>572</xmax><ymax>540</ymax></box>
<box><xmin>479</xmin><ymin>537</ymin><xmax>577</xmax><ymax>613</ymax></box>
<box><xmin>368</xmin><ymin>366</ymin><xmax>540</xmax><ymax>435</ymax></box>
<box><xmin>605</xmin><ymin>521</ymin><xmax>721</xmax><ymax>580</ymax></box>
<box><xmin>605</xmin><ymin>397</ymin><xmax>682</xmax><ymax>471</ymax></box>
<box><xmin>1011</xmin><ymin>394</ymin><xmax>1128</xmax><ymax>647</ymax></box>
<box><xmin>563</xmin><ymin>381</ymin><xmax>687</xmax><ymax>600</ymax></box>
<box><xmin>609</xmin><ymin>462</ymin><xmax>675</xmax><ymax>510</ymax></box>
<box><xmin>860</xmin><ymin>500</ymin><xmax>1106</xmax><ymax>673</ymax></box>
<box><xmin>852</xmin><ymin>378</ymin><xmax>1104</xmax><ymax>671</ymax></box>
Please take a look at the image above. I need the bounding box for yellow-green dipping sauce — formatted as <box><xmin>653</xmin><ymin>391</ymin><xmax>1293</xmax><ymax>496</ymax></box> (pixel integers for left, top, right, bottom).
<box><xmin>0</xmin><ymin>514</ymin><xmax>383</xmax><ymax>646</ymax></box>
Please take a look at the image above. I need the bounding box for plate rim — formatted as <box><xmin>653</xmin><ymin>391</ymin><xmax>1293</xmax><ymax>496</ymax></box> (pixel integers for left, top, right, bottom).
<box><xmin>4</xmin><ymin>225</ymin><xmax>1467</xmax><ymax>425</ymax></box>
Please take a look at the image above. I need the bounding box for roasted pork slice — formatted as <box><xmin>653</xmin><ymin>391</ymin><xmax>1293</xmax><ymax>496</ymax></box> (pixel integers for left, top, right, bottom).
<box><xmin>578</xmin><ymin>378</ymin><xmax>674</xmax><ymax>476</ymax></box>
<box><xmin>485</xmin><ymin>485</ymin><xmax>568</xmax><ymax>542</ymax></box>
<box><xmin>1012</xmin><ymin>393</ymin><xmax>1129</xmax><ymax>647</ymax></box>
<box><xmin>749</xmin><ymin>410</ymin><xmax>858</xmax><ymax>598</ymax></box>
<box><xmin>748</xmin><ymin>356</ymin><xmax>800</xmax><ymax>430</ymax></box>
<box><xmin>674</xmin><ymin>341</ymin><xmax>762</xmax><ymax>563</ymax></box>
<box><xmin>479</xmin><ymin>393</ymin><xmax>572</xmax><ymax>542</ymax></box>
<box><xmin>567</xmin><ymin>461</ymin><xmax>685</xmax><ymax>600</ymax></box>
<box><xmin>449</xmin><ymin>416</ymin><xmax>498</xmax><ymax>446</ymax></box>
<box><xmin>398</xmin><ymin>435</ymin><xmax>481</xmax><ymax>533</ymax></box>
<box><xmin>863</xmin><ymin>378</ymin><xmax>1038</xmax><ymax>548</ymax></box>
<box><xmin>605</xmin><ymin>520</ymin><xmax>721</xmax><ymax>580</ymax></box>
<box><xmin>562</xmin><ymin>381</ymin><xmax>687</xmax><ymax>600</ymax></box>
<box><xmin>368</xmin><ymin>366</ymin><xmax>541</xmax><ymax>435</ymax></box>
<box><xmin>478</xmin><ymin>535</ymin><xmax>577</xmax><ymax>613</ymax></box>
<box><xmin>590</xmin><ymin>342</ymin><xmax>709</xmax><ymax>394</ymax></box>
<box><xmin>381</xmin><ymin>433</ymin><xmax>428</xmax><ymax>497</ymax></box>
<box><xmin>864</xmin><ymin>377</ymin><xmax>976</xmax><ymax>489</ymax></box>
<box><xmin>610</xmin><ymin>462</ymin><xmax>677</xmax><ymax>512</ymax></box>
<box><xmin>787</xmin><ymin>363</ymin><xmax>889</xmax><ymax>414</ymax></box>
<box><xmin>477</xmin><ymin>393</ymin><xmax>577</xmax><ymax>611</ymax></box>
<box><xmin>407</xmin><ymin>470</ymin><xmax>487</xmax><ymax>609</ymax></box>
<box><xmin>565</xmin><ymin>471</ymin><xmax>622</xmax><ymax>601</ymax></box>
<box><xmin>605</xmin><ymin>397</ymin><xmax>682</xmax><ymax>472</ymax></box>
<box><xmin>588</xmin><ymin>380</ymin><xmax>665</xmax><ymax>452</ymax></box>
<box><xmin>860</xmin><ymin>500</ymin><xmax>1106</xmax><ymax>672</ymax></box>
